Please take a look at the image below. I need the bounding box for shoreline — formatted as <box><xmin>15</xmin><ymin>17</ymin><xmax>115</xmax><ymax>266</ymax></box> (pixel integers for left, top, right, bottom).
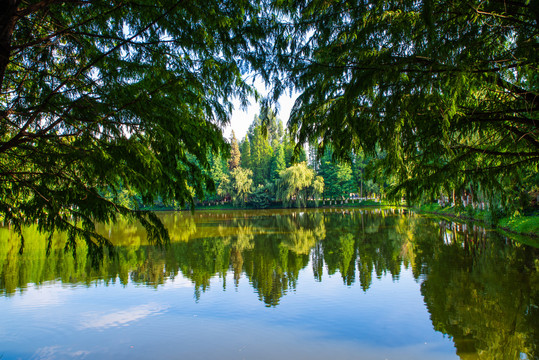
<box><xmin>412</xmin><ymin>204</ymin><xmax>538</xmax><ymax>240</ymax></box>
<box><xmin>143</xmin><ymin>201</ymin><xmax>538</xmax><ymax>241</ymax></box>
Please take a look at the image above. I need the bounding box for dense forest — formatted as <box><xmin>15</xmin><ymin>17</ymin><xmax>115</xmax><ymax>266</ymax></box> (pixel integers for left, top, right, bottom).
<box><xmin>1</xmin><ymin>0</ymin><xmax>537</xmax><ymax>248</ymax></box>
<box><xmin>126</xmin><ymin>109</ymin><xmax>386</xmax><ymax>210</ymax></box>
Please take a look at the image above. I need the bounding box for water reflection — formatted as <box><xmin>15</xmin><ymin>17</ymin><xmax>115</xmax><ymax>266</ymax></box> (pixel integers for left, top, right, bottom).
<box><xmin>420</xmin><ymin>221</ymin><xmax>539</xmax><ymax>359</ymax></box>
<box><xmin>1</xmin><ymin>209</ymin><xmax>538</xmax><ymax>359</ymax></box>
<box><xmin>79</xmin><ymin>303</ymin><xmax>169</xmax><ymax>330</ymax></box>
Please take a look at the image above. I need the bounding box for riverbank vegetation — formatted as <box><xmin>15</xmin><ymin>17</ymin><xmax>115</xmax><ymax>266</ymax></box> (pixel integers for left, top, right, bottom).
<box><xmin>416</xmin><ymin>203</ymin><xmax>539</xmax><ymax>238</ymax></box>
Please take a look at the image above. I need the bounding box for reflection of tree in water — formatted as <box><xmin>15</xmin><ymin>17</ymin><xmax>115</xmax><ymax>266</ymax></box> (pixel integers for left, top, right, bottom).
<box><xmin>243</xmin><ymin>240</ymin><xmax>309</xmax><ymax>307</ymax></box>
<box><xmin>318</xmin><ymin>210</ymin><xmax>414</xmax><ymax>288</ymax></box>
<box><xmin>216</xmin><ymin>218</ymin><xmax>255</xmax><ymax>286</ymax></box>
<box><xmin>324</xmin><ymin>233</ymin><xmax>356</xmax><ymax>285</ymax></box>
<box><xmin>278</xmin><ymin>212</ymin><xmax>325</xmax><ymax>255</ymax></box>
<box><xmin>162</xmin><ymin>213</ymin><xmax>197</xmax><ymax>243</ymax></box>
<box><xmin>176</xmin><ymin>238</ymin><xmax>231</xmax><ymax>301</ymax></box>
<box><xmin>239</xmin><ymin>212</ymin><xmax>325</xmax><ymax>306</ymax></box>
<box><xmin>418</xmin><ymin>222</ymin><xmax>539</xmax><ymax>360</ymax></box>
<box><xmin>2</xmin><ymin>210</ymin><xmax>539</xmax><ymax>358</ymax></box>
<box><xmin>1</xmin><ymin>226</ymin><xmax>83</xmax><ymax>294</ymax></box>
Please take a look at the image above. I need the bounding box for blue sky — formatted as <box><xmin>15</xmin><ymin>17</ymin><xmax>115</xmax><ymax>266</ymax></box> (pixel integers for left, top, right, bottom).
<box><xmin>225</xmin><ymin>82</ymin><xmax>297</xmax><ymax>140</ymax></box>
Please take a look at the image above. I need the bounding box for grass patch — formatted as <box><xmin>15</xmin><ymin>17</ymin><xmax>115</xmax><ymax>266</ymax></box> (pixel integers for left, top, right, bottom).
<box><xmin>498</xmin><ymin>214</ymin><xmax>539</xmax><ymax>236</ymax></box>
<box><xmin>415</xmin><ymin>203</ymin><xmax>539</xmax><ymax>238</ymax></box>
<box><xmin>418</xmin><ymin>203</ymin><xmax>443</xmax><ymax>213</ymax></box>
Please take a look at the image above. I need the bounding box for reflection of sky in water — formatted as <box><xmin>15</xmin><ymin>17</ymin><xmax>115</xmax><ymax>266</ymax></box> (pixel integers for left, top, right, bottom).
<box><xmin>79</xmin><ymin>303</ymin><xmax>169</xmax><ymax>330</ymax></box>
<box><xmin>9</xmin><ymin>282</ymin><xmax>71</xmax><ymax>309</ymax></box>
<box><xmin>31</xmin><ymin>346</ymin><xmax>91</xmax><ymax>360</ymax></box>
<box><xmin>1</xmin><ymin>210</ymin><xmax>535</xmax><ymax>359</ymax></box>
<box><xmin>0</xmin><ymin>264</ymin><xmax>457</xmax><ymax>360</ymax></box>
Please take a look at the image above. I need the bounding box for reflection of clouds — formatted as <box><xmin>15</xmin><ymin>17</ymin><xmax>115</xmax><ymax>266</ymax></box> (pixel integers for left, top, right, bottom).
<box><xmin>12</xmin><ymin>283</ymin><xmax>70</xmax><ymax>309</ymax></box>
<box><xmin>162</xmin><ymin>276</ymin><xmax>195</xmax><ymax>290</ymax></box>
<box><xmin>32</xmin><ymin>346</ymin><xmax>90</xmax><ymax>359</ymax></box>
<box><xmin>80</xmin><ymin>303</ymin><xmax>168</xmax><ymax>330</ymax></box>
<box><xmin>32</xmin><ymin>345</ymin><xmax>61</xmax><ymax>360</ymax></box>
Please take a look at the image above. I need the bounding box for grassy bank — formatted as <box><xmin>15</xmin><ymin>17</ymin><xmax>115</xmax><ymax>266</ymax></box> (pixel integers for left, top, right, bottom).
<box><xmin>415</xmin><ymin>203</ymin><xmax>539</xmax><ymax>238</ymax></box>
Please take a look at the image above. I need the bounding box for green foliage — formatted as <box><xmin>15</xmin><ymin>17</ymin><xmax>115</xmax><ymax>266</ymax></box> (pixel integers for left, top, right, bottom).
<box><xmin>352</xmin><ymin>151</ymin><xmax>382</xmax><ymax>198</ymax></box>
<box><xmin>249</xmin><ymin>183</ymin><xmax>274</xmax><ymax>209</ymax></box>
<box><xmin>499</xmin><ymin>214</ymin><xmax>539</xmax><ymax>236</ymax></box>
<box><xmin>205</xmin><ymin>151</ymin><xmax>229</xmax><ymax>202</ymax></box>
<box><xmin>277</xmin><ymin>162</ymin><xmax>323</xmax><ymax>207</ymax></box>
<box><xmin>0</xmin><ymin>0</ymin><xmax>268</xmax><ymax>249</ymax></box>
<box><xmin>228</xmin><ymin>131</ymin><xmax>241</xmax><ymax>171</ymax></box>
<box><xmin>249</xmin><ymin>125</ymin><xmax>274</xmax><ymax>186</ymax></box>
<box><xmin>269</xmin><ymin>143</ymin><xmax>286</xmax><ymax>182</ymax></box>
<box><xmin>240</xmin><ymin>138</ymin><xmax>252</xmax><ymax>170</ymax></box>
<box><xmin>317</xmin><ymin>148</ymin><xmax>355</xmax><ymax>199</ymax></box>
<box><xmin>218</xmin><ymin>167</ymin><xmax>253</xmax><ymax>207</ymax></box>
<box><xmin>4</xmin><ymin>0</ymin><xmax>534</xmax><ymax>243</ymax></box>
<box><xmin>198</xmin><ymin>107</ymin><xmax>384</xmax><ymax>210</ymax></box>
<box><xmin>275</xmin><ymin>0</ymin><xmax>539</xmax><ymax>210</ymax></box>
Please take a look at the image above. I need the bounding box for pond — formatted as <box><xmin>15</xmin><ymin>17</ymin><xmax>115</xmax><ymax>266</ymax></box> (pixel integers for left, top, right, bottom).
<box><xmin>0</xmin><ymin>208</ymin><xmax>538</xmax><ymax>359</ymax></box>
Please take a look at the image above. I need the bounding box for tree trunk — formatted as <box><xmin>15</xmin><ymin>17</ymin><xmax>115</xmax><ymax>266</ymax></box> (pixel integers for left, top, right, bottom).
<box><xmin>0</xmin><ymin>0</ymin><xmax>18</xmax><ymax>91</ymax></box>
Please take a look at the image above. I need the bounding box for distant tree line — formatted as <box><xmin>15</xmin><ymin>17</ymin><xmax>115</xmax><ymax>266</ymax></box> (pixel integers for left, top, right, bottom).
<box><xmin>194</xmin><ymin>109</ymin><xmax>385</xmax><ymax>209</ymax></box>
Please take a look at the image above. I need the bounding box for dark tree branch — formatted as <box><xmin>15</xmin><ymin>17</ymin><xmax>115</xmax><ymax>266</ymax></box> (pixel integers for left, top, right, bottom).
<box><xmin>454</xmin><ymin>145</ymin><xmax>539</xmax><ymax>157</ymax></box>
<box><xmin>0</xmin><ymin>0</ymin><xmax>186</xmax><ymax>156</ymax></box>
<box><xmin>0</xmin><ymin>0</ymin><xmax>19</xmax><ymax>89</ymax></box>
<box><xmin>503</xmin><ymin>125</ymin><xmax>539</xmax><ymax>149</ymax></box>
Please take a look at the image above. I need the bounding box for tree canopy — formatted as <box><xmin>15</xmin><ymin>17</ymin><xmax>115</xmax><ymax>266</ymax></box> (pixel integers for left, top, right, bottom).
<box><xmin>277</xmin><ymin>161</ymin><xmax>324</xmax><ymax>207</ymax></box>
<box><xmin>228</xmin><ymin>131</ymin><xmax>241</xmax><ymax>171</ymax></box>
<box><xmin>275</xmin><ymin>0</ymin><xmax>539</xmax><ymax>206</ymax></box>
<box><xmin>0</xmin><ymin>0</ymin><xmax>268</xmax><ymax>250</ymax></box>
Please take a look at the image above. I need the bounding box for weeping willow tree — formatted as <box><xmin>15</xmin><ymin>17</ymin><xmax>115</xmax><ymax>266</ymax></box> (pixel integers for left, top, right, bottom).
<box><xmin>0</xmin><ymin>0</ymin><xmax>270</xmax><ymax>252</ymax></box>
<box><xmin>277</xmin><ymin>162</ymin><xmax>324</xmax><ymax>207</ymax></box>
<box><xmin>274</xmin><ymin>0</ymin><xmax>539</xmax><ymax>209</ymax></box>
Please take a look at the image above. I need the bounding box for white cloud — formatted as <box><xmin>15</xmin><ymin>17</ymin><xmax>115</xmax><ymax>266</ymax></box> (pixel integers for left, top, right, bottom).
<box><xmin>11</xmin><ymin>282</ymin><xmax>71</xmax><ymax>309</ymax></box>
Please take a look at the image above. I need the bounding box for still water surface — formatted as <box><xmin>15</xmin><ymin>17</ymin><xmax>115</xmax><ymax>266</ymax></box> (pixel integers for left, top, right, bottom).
<box><xmin>0</xmin><ymin>209</ymin><xmax>538</xmax><ymax>359</ymax></box>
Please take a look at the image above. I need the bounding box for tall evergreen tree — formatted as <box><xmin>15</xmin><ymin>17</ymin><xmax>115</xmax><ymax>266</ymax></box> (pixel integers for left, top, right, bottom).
<box><xmin>206</xmin><ymin>151</ymin><xmax>229</xmax><ymax>202</ymax></box>
<box><xmin>228</xmin><ymin>131</ymin><xmax>241</xmax><ymax>171</ymax></box>
<box><xmin>270</xmin><ymin>142</ymin><xmax>286</xmax><ymax>182</ymax></box>
<box><xmin>277</xmin><ymin>120</ymin><xmax>284</xmax><ymax>143</ymax></box>
<box><xmin>259</xmin><ymin>107</ymin><xmax>281</xmax><ymax>145</ymax></box>
<box><xmin>283</xmin><ymin>134</ymin><xmax>307</xmax><ymax>167</ymax></box>
<box><xmin>318</xmin><ymin>148</ymin><xmax>354</xmax><ymax>200</ymax></box>
<box><xmin>250</xmin><ymin>125</ymin><xmax>273</xmax><ymax>186</ymax></box>
<box><xmin>240</xmin><ymin>138</ymin><xmax>252</xmax><ymax>170</ymax></box>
